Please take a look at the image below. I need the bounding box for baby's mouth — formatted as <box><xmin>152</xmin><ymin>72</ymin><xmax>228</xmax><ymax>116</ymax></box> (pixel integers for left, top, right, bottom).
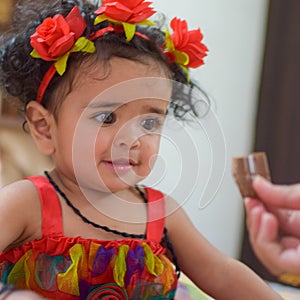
<box><xmin>103</xmin><ymin>159</ymin><xmax>137</xmax><ymax>172</ymax></box>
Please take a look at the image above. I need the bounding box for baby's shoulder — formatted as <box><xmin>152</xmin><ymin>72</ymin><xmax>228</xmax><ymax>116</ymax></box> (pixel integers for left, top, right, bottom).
<box><xmin>164</xmin><ymin>194</ymin><xmax>180</xmax><ymax>211</ymax></box>
<box><xmin>163</xmin><ymin>194</ymin><xmax>193</xmax><ymax>230</ymax></box>
<box><xmin>0</xmin><ymin>179</ymin><xmax>42</xmax><ymax>251</ymax></box>
<box><xmin>0</xmin><ymin>178</ymin><xmax>40</xmax><ymax>202</ymax></box>
<box><xmin>0</xmin><ymin>179</ymin><xmax>42</xmax><ymax>223</ymax></box>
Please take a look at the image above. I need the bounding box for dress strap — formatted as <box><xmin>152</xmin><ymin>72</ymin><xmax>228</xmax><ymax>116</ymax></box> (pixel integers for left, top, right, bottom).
<box><xmin>26</xmin><ymin>175</ymin><xmax>63</xmax><ymax>236</ymax></box>
<box><xmin>145</xmin><ymin>187</ymin><xmax>165</xmax><ymax>243</ymax></box>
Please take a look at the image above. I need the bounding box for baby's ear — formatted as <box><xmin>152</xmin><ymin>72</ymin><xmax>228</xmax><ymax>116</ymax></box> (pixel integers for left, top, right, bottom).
<box><xmin>25</xmin><ymin>101</ymin><xmax>55</xmax><ymax>156</ymax></box>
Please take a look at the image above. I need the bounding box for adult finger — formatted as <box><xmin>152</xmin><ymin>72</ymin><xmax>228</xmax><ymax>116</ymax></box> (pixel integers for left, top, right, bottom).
<box><xmin>253</xmin><ymin>176</ymin><xmax>300</xmax><ymax>209</ymax></box>
<box><xmin>244</xmin><ymin>198</ymin><xmax>266</xmax><ymax>239</ymax></box>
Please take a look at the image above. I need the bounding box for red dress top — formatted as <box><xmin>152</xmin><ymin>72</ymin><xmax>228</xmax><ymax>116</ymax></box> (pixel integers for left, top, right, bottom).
<box><xmin>0</xmin><ymin>176</ymin><xmax>178</xmax><ymax>299</ymax></box>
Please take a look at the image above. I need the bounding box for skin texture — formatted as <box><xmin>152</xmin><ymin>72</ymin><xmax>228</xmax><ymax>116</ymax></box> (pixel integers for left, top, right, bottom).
<box><xmin>0</xmin><ymin>283</ymin><xmax>45</xmax><ymax>299</ymax></box>
<box><xmin>245</xmin><ymin>176</ymin><xmax>300</xmax><ymax>275</ymax></box>
<box><xmin>0</xmin><ymin>58</ymin><xmax>282</xmax><ymax>299</ymax></box>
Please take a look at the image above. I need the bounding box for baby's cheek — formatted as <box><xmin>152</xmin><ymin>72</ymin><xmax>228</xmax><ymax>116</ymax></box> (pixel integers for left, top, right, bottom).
<box><xmin>143</xmin><ymin>143</ymin><xmax>160</xmax><ymax>166</ymax></box>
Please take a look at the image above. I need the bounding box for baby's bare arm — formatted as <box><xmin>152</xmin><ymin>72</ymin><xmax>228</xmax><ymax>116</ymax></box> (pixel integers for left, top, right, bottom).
<box><xmin>165</xmin><ymin>197</ymin><xmax>282</xmax><ymax>300</ymax></box>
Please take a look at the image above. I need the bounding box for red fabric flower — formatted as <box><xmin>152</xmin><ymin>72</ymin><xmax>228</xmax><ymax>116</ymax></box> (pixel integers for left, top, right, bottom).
<box><xmin>86</xmin><ymin>283</ymin><xmax>128</xmax><ymax>299</ymax></box>
<box><xmin>165</xmin><ymin>17</ymin><xmax>208</xmax><ymax>68</ymax></box>
<box><xmin>94</xmin><ymin>0</ymin><xmax>155</xmax><ymax>23</ymax></box>
<box><xmin>30</xmin><ymin>6</ymin><xmax>86</xmax><ymax>61</ymax></box>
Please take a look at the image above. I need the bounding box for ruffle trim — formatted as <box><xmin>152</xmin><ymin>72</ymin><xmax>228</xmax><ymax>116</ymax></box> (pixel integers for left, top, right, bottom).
<box><xmin>0</xmin><ymin>235</ymin><xmax>165</xmax><ymax>263</ymax></box>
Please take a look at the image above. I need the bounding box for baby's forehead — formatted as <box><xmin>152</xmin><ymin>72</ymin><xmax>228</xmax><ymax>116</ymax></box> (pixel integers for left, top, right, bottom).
<box><xmin>84</xmin><ymin>80</ymin><xmax>172</xmax><ymax>113</ymax></box>
<box><xmin>71</xmin><ymin>57</ymin><xmax>172</xmax><ymax>95</ymax></box>
<box><xmin>76</xmin><ymin>56</ymin><xmax>170</xmax><ymax>78</ymax></box>
<box><xmin>88</xmin><ymin>97</ymin><xmax>169</xmax><ymax>110</ymax></box>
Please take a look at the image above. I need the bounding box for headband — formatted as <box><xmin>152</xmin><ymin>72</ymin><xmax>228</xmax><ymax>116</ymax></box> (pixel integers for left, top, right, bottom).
<box><xmin>30</xmin><ymin>0</ymin><xmax>208</xmax><ymax>104</ymax></box>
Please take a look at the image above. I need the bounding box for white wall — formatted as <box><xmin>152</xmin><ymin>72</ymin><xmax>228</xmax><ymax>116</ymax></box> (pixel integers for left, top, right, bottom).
<box><xmin>144</xmin><ymin>0</ymin><xmax>269</xmax><ymax>258</ymax></box>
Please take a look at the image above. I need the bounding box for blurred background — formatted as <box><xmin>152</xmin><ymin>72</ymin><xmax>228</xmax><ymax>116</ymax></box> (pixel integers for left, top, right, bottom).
<box><xmin>1</xmin><ymin>0</ymin><xmax>300</xmax><ymax>285</ymax></box>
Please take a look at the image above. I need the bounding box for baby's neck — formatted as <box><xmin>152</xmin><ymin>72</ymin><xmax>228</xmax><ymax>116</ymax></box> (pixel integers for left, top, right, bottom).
<box><xmin>47</xmin><ymin>169</ymin><xmax>147</xmax><ymax>223</ymax></box>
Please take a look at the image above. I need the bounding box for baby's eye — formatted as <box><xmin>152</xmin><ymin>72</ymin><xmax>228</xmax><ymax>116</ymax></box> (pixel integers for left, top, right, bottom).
<box><xmin>94</xmin><ymin>112</ymin><xmax>116</xmax><ymax>124</ymax></box>
<box><xmin>140</xmin><ymin>117</ymin><xmax>163</xmax><ymax>132</ymax></box>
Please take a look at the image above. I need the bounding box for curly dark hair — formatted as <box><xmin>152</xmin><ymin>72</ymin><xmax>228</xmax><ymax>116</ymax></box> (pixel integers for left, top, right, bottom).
<box><xmin>0</xmin><ymin>0</ymin><xmax>209</xmax><ymax>119</ymax></box>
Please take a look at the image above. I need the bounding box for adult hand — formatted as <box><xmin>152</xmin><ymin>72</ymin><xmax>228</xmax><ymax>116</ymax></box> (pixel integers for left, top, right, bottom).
<box><xmin>245</xmin><ymin>176</ymin><xmax>300</xmax><ymax>275</ymax></box>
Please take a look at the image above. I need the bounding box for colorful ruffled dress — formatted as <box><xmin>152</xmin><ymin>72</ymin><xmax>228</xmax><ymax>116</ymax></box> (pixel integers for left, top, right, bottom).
<box><xmin>0</xmin><ymin>176</ymin><xmax>179</xmax><ymax>299</ymax></box>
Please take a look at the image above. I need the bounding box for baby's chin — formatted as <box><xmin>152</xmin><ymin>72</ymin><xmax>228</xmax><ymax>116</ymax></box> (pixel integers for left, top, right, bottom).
<box><xmin>77</xmin><ymin>179</ymin><xmax>141</xmax><ymax>194</ymax></box>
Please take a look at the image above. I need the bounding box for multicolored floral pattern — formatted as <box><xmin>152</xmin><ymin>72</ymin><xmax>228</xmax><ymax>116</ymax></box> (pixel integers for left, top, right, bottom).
<box><xmin>0</xmin><ymin>239</ymin><xmax>177</xmax><ymax>299</ymax></box>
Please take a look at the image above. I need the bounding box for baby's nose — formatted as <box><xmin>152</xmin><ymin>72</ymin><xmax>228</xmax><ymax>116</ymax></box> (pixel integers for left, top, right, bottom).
<box><xmin>113</xmin><ymin>120</ymin><xmax>143</xmax><ymax>149</ymax></box>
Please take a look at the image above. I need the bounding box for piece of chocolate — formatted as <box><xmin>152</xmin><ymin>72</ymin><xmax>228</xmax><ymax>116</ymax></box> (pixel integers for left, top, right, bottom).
<box><xmin>232</xmin><ymin>152</ymin><xmax>271</xmax><ymax>198</ymax></box>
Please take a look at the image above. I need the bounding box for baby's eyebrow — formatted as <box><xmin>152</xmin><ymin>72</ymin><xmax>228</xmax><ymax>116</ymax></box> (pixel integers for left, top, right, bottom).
<box><xmin>142</xmin><ymin>106</ymin><xmax>166</xmax><ymax>115</ymax></box>
<box><xmin>86</xmin><ymin>102</ymin><xmax>123</xmax><ymax>109</ymax></box>
<box><xmin>86</xmin><ymin>102</ymin><xmax>166</xmax><ymax>115</ymax></box>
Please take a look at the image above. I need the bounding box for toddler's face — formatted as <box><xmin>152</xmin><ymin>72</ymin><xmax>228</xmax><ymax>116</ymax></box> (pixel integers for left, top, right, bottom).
<box><xmin>52</xmin><ymin>57</ymin><xmax>172</xmax><ymax>193</ymax></box>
